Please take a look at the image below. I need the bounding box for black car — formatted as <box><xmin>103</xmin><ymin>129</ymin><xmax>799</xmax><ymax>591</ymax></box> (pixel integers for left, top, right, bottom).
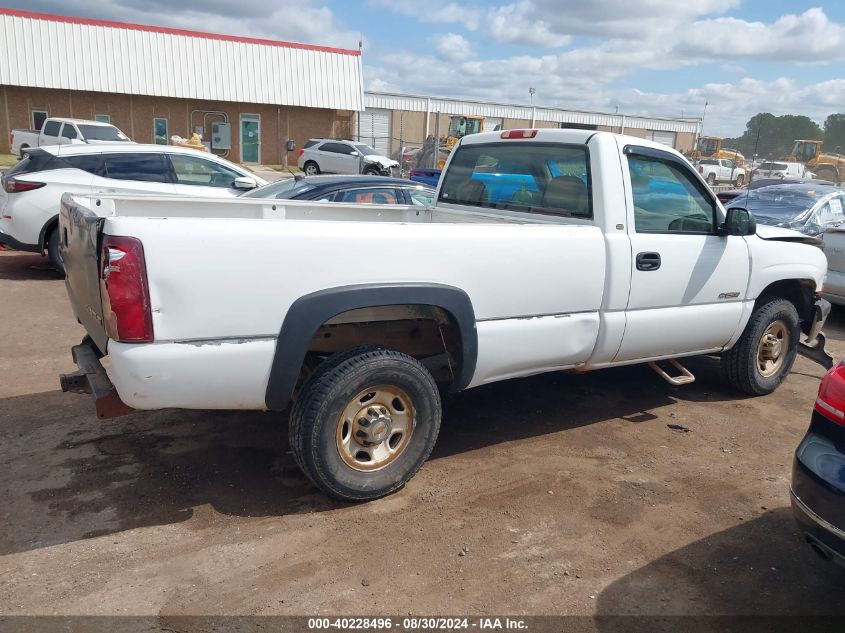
<box><xmin>242</xmin><ymin>174</ymin><xmax>435</xmax><ymax>206</ymax></box>
<box><xmin>792</xmin><ymin>362</ymin><xmax>845</xmax><ymax>567</ymax></box>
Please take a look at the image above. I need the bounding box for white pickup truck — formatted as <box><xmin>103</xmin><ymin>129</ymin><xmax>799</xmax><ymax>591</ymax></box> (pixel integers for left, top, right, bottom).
<box><xmin>58</xmin><ymin>128</ymin><xmax>832</xmax><ymax>501</ymax></box>
<box><xmin>10</xmin><ymin>117</ymin><xmax>131</xmax><ymax>157</ymax></box>
<box><xmin>697</xmin><ymin>158</ymin><xmax>747</xmax><ymax>186</ymax></box>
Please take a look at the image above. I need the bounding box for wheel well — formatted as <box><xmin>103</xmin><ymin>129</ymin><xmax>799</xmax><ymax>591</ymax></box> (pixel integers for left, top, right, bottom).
<box><xmin>38</xmin><ymin>215</ymin><xmax>59</xmax><ymax>252</ymax></box>
<box><xmin>756</xmin><ymin>279</ymin><xmax>816</xmax><ymax>335</ymax></box>
<box><xmin>264</xmin><ymin>284</ymin><xmax>478</xmax><ymax>411</ymax></box>
<box><xmin>303</xmin><ymin>305</ymin><xmax>460</xmax><ymax>386</ymax></box>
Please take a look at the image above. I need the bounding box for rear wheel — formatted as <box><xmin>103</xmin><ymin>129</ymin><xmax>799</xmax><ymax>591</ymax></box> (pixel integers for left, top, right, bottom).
<box><xmin>304</xmin><ymin>161</ymin><xmax>320</xmax><ymax>176</ymax></box>
<box><xmin>289</xmin><ymin>346</ymin><xmax>441</xmax><ymax>502</ymax></box>
<box><xmin>734</xmin><ymin>173</ymin><xmax>745</xmax><ymax>186</ymax></box>
<box><xmin>47</xmin><ymin>226</ymin><xmax>64</xmax><ymax>274</ymax></box>
<box><xmin>706</xmin><ymin>173</ymin><xmax>716</xmax><ymax>186</ymax></box>
<box><xmin>721</xmin><ymin>298</ymin><xmax>800</xmax><ymax>396</ymax></box>
<box><xmin>18</xmin><ymin>144</ymin><xmax>29</xmax><ymax>159</ymax></box>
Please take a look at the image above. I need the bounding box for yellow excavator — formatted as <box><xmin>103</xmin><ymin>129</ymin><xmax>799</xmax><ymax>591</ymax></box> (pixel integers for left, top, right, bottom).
<box><xmin>691</xmin><ymin>136</ymin><xmax>747</xmax><ymax>166</ymax></box>
<box><xmin>418</xmin><ymin>115</ymin><xmax>486</xmax><ymax>169</ymax></box>
<box><xmin>782</xmin><ymin>140</ymin><xmax>845</xmax><ymax>183</ymax></box>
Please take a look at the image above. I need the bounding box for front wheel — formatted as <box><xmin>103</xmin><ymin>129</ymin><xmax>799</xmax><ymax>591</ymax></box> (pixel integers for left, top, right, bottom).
<box><xmin>734</xmin><ymin>173</ymin><xmax>745</xmax><ymax>186</ymax></box>
<box><xmin>721</xmin><ymin>298</ymin><xmax>800</xmax><ymax>396</ymax></box>
<box><xmin>363</xmin><ymin>167</ymin><xmax>381</xmax><ymax>176</ymax></box>
<box><xmin>289</xmin><ymin>346</ymin><xmax>441</xmax><ymax>501</ymax></box>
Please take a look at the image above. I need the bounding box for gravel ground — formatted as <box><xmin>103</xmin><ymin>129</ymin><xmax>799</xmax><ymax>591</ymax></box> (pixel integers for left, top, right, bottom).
<box><xmin>1</xmin><ymin>250</ymin><xmax>844</xmax><ymax>617</ymax></box>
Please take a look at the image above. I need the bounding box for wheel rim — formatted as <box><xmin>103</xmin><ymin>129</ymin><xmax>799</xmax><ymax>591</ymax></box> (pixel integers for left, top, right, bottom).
<box><xmin>756</xmin><ymin>320</ymin><xmax>790</xmax><ymax>378</ymax></box>
<box><xmin>336</xmin><ymin>385</ymin><xmax>416</xmax><ymax>472</ymax></box>
<box><xmin>305</xmin><ymin>164</ymin><xmax>317</xmax><ymax>175</ymax></box>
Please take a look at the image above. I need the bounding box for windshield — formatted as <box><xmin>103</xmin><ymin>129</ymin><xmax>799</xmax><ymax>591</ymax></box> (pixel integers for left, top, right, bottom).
<box><xmin>698</xmin><ymin>138</ymin><xmax>718</xmax><ymax>156</ymax></box>
<box><xmin>354</xmin><ymin>144</ymin><xmax>378</xmax><ymax>156</ymax></box>
<box><xmin>792</xmin><ymin>142</ymin><xmax>818</xmax><ymax>163</ymax></box>
<box><xmin>242</xmin><ymin>178</ymin><xmax>316</xmax><ymax>199</ymax></box>
<box><xmin>78</xmin><ymin>125</ymin><xmax>129</xmax><ymax>141</ymax></box>
<box><xmin>438</xmin><ymin>142</ymin><xmax>592</xmax><ymax>218</ymax></box>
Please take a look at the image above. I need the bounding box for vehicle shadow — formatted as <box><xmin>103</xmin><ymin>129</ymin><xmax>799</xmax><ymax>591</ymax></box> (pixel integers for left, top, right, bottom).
<box><xmin>0</xmin><ymin>356</ymin><xmax>760</xmax><ymax>556</ymax></box>
<box><xmin>0</xmin><ymin>252</ymin><xmax>62</xmax><ymax>281</ymax></box>
<box><xmin>595</xmin><ymin>509</ymin><xmax>845</xmax><ymax>624</ymax></box>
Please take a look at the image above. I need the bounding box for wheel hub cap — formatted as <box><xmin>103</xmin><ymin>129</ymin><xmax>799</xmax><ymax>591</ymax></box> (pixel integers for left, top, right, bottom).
<box><xmin>336</xmin><ymin>386</ymin><xmax>416</xmax><ymax>472</ymax></box>
<box><xmin>756</xmin><ymin>320</ymin><xmax>789</xmax><ymax>378</ymax></box>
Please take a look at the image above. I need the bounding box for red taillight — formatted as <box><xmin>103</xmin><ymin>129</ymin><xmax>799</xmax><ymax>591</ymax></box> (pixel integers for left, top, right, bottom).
<box><xmin>297</xmin><ymin>148</ymin><xmax>305</xmax><ymax>158</ymax></box>
<box><xmin>814</xmin><ymin>363</ymin><xmax>845</xmax><ymax>426</ymax></box>
<box><xmin>101</xmin><ymin>235</ymin><xmax>153</xmax><ymax>343</ymax></box>
<box><xmin>698</xmin><ymin>166</ymin><xmax>704</xmax><ymax>174</ymax></box>
<box><xmin>501</xmin><ymin>129</ymin><xmax>538</xmax><ymax>139</ymax></box>
<box><xmin>3</xmin><ymin>178</ymin><xmax>46</xmax><ymax>193</ymax></box>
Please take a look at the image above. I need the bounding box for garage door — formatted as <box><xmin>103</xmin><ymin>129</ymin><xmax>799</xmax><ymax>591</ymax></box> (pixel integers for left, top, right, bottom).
<box><xmin>358</xmin><ymin>108</ymin><xmax>392</xmax><ymax>157</ymax></box>
<box><xmin>483</xmin><ymin>117</ymin><xmax>503</xmax><ymax>132</ymax></box>
<box><xmin>648</xmin><ymin>130</ymin><xmax>677</xmax><ymax>148</ymax></box>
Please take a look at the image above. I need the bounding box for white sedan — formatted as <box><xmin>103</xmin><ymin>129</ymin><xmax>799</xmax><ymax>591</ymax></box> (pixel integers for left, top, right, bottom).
<box><xmin>0</xmin><ymin>144</ymin><xmax>265</xmax><ymax>271</ymax></box>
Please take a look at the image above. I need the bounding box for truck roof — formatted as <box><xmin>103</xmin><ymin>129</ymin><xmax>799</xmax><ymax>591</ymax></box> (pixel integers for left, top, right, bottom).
<box><xmin>43</xmin><ymin>117</ymin><xmax>117</xmax><ymax>126</ymax></box>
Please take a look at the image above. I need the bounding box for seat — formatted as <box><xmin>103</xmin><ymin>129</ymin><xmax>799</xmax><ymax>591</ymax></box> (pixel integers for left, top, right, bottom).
<box><xmin>371</xmin><ymin>193</ymin><xmax>389</xmax><ymax>204</ymax></box>
<box><xmin>455</xmin><ymin>179</ymin><xmax>487</xmax><ymax>205</ymax></box>
<box><xmin>542</xmin><ymin>176</ymin><xmax>589</xmax><ymax>216</ymax></box>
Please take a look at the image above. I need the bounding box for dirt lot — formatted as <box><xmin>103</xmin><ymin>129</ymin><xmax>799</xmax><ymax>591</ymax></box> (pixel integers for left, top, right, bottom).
<box><xmin>1</xmin><ymin>249</ymin><xmax>845</xmax><ymax>618</ymax></box>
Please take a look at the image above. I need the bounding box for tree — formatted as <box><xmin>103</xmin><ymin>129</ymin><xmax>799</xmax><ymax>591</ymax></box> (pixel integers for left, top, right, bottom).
<box><xmin>824</xmin><ymin>114</ymin><xmax>845</xmax><ymax>153</ymax></box>
<box><xmin>720</xmin><ymin>113</ymin><xmax>822</xmax><ymax>159</ymax></box>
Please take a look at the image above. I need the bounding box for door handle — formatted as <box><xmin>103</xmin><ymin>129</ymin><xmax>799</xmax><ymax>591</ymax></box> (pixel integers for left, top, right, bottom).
<box><xmin>636</xmin><ymin>252</ymin><xmax>661</xmax><ymax>271</ymax></box>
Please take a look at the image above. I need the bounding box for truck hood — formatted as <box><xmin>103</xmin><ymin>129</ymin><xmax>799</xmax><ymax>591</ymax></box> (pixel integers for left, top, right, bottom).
<box><xmin>755</xmin><ymin>224</ymin><xmax>822</xmax><ymax>246</ymax></box>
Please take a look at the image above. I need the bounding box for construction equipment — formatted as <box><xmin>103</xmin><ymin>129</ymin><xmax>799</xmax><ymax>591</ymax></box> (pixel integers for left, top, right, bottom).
<box><xmin>690</xmin><ymin>135</ymin><xmax>746</xmax><ymax>166</ymax></box>
<box><xmin>418</xmin><ymin>115</ymin><xmax>486</xmax><ymax>169</ymax></box>
<box><xmin>782</xmin><ymin>140</ymin><xmax>845</xmax><ymax>183</ymax></box>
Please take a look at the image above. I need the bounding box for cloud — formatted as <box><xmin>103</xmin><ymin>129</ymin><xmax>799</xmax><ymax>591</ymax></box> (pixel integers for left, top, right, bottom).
<box><xmin>367</xmin><ymin>0</ymin><xmax>483</xmax><ymax>30</ymax></box>
<box><xmin>434</xmin><ymin>33</ymin><xmax>474</xmax><ymax>61</ymax></box>
<box><xmin>487</xmin><ymin>2</ymin><xmax>570</xmax><ymax>47</ymax></box>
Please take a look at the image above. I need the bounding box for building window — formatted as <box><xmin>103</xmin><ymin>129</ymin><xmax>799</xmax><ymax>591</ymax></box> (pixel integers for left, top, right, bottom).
<box><xmin>153</xmin><ymin>117</ymin><xmax>168</xmax><ymax>145</ymax></box>
<box><xmin>32</xmin><ymin>110</ymin><xmax>48</xmax><ymax>131</ymax></box>
<box><xmin>95</xmin><ymin>114</ymin><xmax>111</xmax><ymax>123</ymax></box>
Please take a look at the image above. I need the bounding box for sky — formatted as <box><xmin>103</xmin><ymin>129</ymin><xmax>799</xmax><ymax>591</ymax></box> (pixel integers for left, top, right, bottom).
<box><xmin>11</xmin><ymin>0</ymin><xmax>845</xmax><ymax>136</ymax></box>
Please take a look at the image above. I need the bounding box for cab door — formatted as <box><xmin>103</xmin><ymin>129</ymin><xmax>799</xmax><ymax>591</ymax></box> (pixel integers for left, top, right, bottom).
<box><xmin>614</xmin><ymin>145</ymin><xmax>750</xmax><ymax>362</ymax></box>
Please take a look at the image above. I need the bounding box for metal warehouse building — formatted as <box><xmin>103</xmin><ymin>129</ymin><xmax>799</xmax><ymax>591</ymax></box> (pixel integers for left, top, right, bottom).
<box><xmin>0</xmin><ymin>8</ymin><xmax>364</xmax><ymax>164</ymax></box>
<box><xmin>1</xmin><ymin>8</ymin><xmax>700</xmax><ymax>165</ymax></box>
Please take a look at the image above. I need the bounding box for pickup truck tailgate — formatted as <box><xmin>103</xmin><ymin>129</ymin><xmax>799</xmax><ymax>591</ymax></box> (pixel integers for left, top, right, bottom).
<box><xmin>60</xmin><ymin>194</ymin><xmax>109</xmax><ymax>353</ymax></box>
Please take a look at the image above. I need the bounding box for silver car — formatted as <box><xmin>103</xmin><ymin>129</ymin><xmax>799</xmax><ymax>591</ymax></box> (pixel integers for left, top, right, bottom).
<box><xmin>297</xmin><ymin>139</ymin><xmax>399</xmax><ymax>177</ymax></box>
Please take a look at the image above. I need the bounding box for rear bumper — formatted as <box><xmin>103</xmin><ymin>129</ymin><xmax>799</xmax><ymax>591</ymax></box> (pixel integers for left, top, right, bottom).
<box><xmin>791</xmin><ymin>489</ymin><xmax>845</xmax><ymax>568</ymax></box>
<box><xmin>59</xmin><ymin>337</ymin><xmax>133</xmax><ymax>419</ymax></box>
<box><xmin>0</xmin><ymin>228</ymin><xmax>39</xmax><ymax>252</ymax></box>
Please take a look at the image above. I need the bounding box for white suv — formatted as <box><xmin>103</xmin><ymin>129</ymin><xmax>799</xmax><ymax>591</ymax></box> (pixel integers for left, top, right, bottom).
<box><xmin>297</xmin><ymin>139</ymin><xmax>399</xmax><ymax>177</ymax></box>
<box><xmin>0</xmin><ymin>144</ymin><xmax>265</xmax><ymax>272</ymax></box>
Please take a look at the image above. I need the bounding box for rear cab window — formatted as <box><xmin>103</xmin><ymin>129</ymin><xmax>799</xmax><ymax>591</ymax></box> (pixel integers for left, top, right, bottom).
<box><xmin>438</xmin><ymin>142</ymin><xmax>592</xmax><ymax>219</ymax></box>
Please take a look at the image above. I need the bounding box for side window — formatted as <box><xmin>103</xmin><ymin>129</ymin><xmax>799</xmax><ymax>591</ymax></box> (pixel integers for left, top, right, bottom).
<box><xmin>335</xmin><ymin>188</ymin><xmax>399</xmax><ymax>204</ymax></box>
<box><xmin>169</xmin><ymin>154</ymin><xmax>241</xmax><ymax>188</ymax></box>
<box><xmin>819</xmin><ymin>197</ymin><xmax>845</xmax><ymax>226</ymax></box>
<box><xmin>62</xmin><ymin>154</ymin><xmax>103</xmax><ymax>175</ymax></box>
<box><xmin>42</xmin><ymin>120</ymin><xmax>61</xmax><ymax>137</ymax></box>
<box><xmin>61</xmin><ymin>124</ymin><xmax>78</xmax><ymax>140</ymax></box>
<box><xmin>627</xmin><ymin>153</ymin><xmax>716</xmax><ymax>234</ymax></box>
<box><xmin>304</xmin><ymin>140</ymin><xmax>320</xmax><ymax>149</ymax></box>
<box><xmin>320</xmin><ymin>142</ymin><xmax>355</xmax><ymax>154</ymax></box>
<box><xmin>103</xmin><ymin>153</ymin><xmax>169</xmax><ymax>183</ymax></box>
<box><xmin>409</xmin><ymin>188</ymin><xmax>435</xmax><ymax>206</ymax></box>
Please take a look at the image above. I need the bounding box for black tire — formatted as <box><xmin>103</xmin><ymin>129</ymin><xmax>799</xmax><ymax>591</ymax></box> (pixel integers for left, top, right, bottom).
<box><xmin>734</xmin><ymin>173</ymin><xmax>745</xmax><ymax>186</ymax></box>
<box><xmin>363</xmin><ymin>167</ymin><xmax>380</xmax><ymax>176</ymax></box>
<box><xmin>721</xmin><ymin>298</ymin><xmax>800</xmax><ymax>396</ymax></box>
<box><xmin>47</xmin><ymin>226</ymin><xmax>65</xmax><ymax>274</ymax></box>
<box><xmin>706</xmin><ymin>173</ymin><xmax>716</xmax><ymax>186</ymax></box>
<box><xmin>303</xmin><ymin>161</ymin><xmax>320</xmax><ymax>176</ymax></box>
<box><xmin>289</xmin><ymin>346</ymin><xmax>441</xmax><ymax>502</ymax></box>
<box><xmin>19</xmin><ymin>144</ymin><xmax>29</xmax><ymax>159</ymax></box>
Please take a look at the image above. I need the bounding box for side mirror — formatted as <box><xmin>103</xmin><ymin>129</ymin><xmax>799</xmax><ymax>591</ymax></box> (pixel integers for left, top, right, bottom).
<box><xmin>350</xmin><ymin>150</ymin><xmax>360</xmax><ymax>156</ymax></box>
<box><xmin>233</xmin><ymin>176</ymin><xmax>258</xmax><ymax>190</ymax></box>
<box><xmin>719</xmin><ymin>207</ymin><xmax>756</xmax><ymax>236</ymax></box>
<box><xmin>286</xmin><ymin>139</ymin><xmax>296</xmax><ymax>152</ymax></box>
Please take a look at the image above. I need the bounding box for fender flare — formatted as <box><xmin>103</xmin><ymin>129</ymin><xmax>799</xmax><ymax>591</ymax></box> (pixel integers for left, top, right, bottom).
<box><xmin>264</xmin><ymin>283</ymin><xmax>478</xmax><ymax>411</ymax></box>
